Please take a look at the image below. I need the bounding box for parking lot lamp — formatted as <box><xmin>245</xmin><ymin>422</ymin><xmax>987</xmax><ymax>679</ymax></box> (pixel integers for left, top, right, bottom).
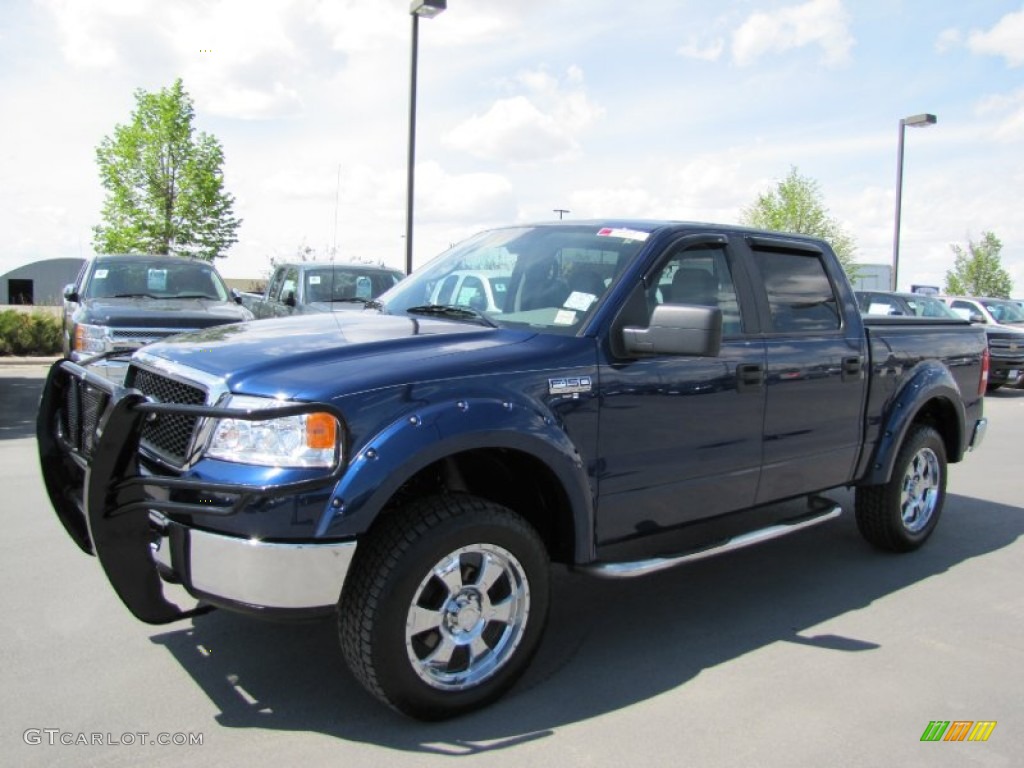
<box><xmin>405</xmin><ymin>0</ymin><xmax>446</xmax><ymax>275</ymax></box>
<box><xmin>892</xmin><ymin>113</ymin><xmax>937</xmax><ymax>290</ymax></box>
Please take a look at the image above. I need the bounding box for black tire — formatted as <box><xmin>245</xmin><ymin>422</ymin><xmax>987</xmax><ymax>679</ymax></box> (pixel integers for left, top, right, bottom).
<box><xmin>855</xmin><ymin>425</ymin><xmax>947</xmax><ymax>552</ymax></box>
<box><xmin>338</xmin><ymin>493</ymin><xmax>550</xmax><ymax>720</ymax></box>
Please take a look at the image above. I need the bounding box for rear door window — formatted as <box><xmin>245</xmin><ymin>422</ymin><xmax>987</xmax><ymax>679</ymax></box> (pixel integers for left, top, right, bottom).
<box><xmin>752</xmin><ymin>247</ymin><xmax>840</xmax><ymax>333</ymax></box>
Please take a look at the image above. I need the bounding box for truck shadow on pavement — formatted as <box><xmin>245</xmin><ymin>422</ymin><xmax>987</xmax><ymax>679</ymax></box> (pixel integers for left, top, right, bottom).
<box><xmin>149</xmin><ymin>490</ymin><xmax>1022</xmax><ymax>753</ymax></box>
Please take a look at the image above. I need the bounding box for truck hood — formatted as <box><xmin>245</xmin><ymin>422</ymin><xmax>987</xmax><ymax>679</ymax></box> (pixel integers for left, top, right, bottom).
<box><xmin>79</xmin><ymin>297</ymin><xmax>251</xmax><ymax>327</ymax></box>
<box><xmin>136</xmin><ymin>311</ymin><xmax>541</xmax><ymax>400</ymax></box>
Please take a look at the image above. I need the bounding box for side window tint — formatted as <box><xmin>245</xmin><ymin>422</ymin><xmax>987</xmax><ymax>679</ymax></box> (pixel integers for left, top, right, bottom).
<box><xmin>648</xmin><ymin>244</ymin><xmax>743</xmax><ymax>335</ymax></box>
<box><xmin>267</xmin><ymin>269</ymin><xmax>285</xmax><ymax>301</ymax></box>
<box><xmin>279</xmin><ymin>269</ymin><xmax>299</xmax><ymax>301</ymax></box>
<box><xmin>753</xmin><ymin>248</ymin><xmax>840</xmax><ymax>333</ymax></box>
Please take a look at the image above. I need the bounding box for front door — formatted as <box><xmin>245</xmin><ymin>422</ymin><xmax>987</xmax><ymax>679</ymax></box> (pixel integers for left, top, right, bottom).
<box><xmin>596</xmin><ymin>236</ymin><xmax>766</xmax><ymax>555</ymax></box>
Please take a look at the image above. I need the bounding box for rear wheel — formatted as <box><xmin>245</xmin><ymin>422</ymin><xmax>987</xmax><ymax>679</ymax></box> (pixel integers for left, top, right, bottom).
<box><xmin>338</xmin><ymin>493</ymin><xmax>549</xmax><ymax>720</ymax></box>
<box><xmin>856</xmin><ymin>425</ymin><xmax>947</xmax><ymax>552</ymax></box>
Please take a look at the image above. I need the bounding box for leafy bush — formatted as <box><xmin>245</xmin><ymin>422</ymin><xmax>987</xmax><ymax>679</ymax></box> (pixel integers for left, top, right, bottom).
<box><xmin>0</xmin><ymin>310</ymin><xmax>63</xmax><ymax>356</ymax></box>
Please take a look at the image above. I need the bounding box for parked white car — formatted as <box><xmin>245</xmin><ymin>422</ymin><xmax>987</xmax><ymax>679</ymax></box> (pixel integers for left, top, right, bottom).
<box><xmin>428</xmin><ymin>270</ymin><xmax>511</xmax><ymax>313</ymax></box>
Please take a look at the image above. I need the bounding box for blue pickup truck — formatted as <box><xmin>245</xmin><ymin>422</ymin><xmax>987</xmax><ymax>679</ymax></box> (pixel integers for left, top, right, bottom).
<box><xmin>37</xmin><ymin>220</ymin><xmax>988</xmax><ymax>720</ymax></box>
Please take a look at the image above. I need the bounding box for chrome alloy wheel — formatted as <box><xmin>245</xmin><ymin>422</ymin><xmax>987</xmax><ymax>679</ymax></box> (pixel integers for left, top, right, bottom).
<box><xmin>405</xmin><ymin>543</ymin><xmax>531</xmax><ymax>691</ymax></box>
<box><xmin>900</xmin><ymin>446</ymin><xmax>941</xmax><ymax>533</ymax></box>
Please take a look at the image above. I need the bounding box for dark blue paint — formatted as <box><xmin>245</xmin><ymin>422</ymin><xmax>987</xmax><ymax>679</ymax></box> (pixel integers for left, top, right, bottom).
<box><xmin>107</xmin><ymin>221</ymin><xmax>987</xmax><ymax>563</ymax></box>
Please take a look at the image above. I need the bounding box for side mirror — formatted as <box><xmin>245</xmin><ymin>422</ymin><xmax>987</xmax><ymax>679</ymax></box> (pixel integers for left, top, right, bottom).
<box><xmin>63</xmin><ymin>283</ymin><xmax>79</xmax><ymax>303</ymax></box>
<box><xmin>284</xmin><ymin>291</ymin><xmax>297</xmax><ymax>308</ymax></box>
<box><xmin>969</xmin><ymin>312</ymin><xmax>985</xmax><ymax>324</ymax></box>
<box><xmin>230</xmin><ymin>288</ymin><xmax>244</xmax><ymax>305</ymax></box>
<box><xmin>622</xmin><ymin>304</ymin><xmax>722</xmax><ymax>357</ymax></box>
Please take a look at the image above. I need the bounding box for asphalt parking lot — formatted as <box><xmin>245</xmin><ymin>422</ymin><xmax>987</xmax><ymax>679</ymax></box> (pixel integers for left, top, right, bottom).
<box><xmin>1</xmin><ymin>363</ymin><xmax>1021</xmax><ymax>767</ymax></box>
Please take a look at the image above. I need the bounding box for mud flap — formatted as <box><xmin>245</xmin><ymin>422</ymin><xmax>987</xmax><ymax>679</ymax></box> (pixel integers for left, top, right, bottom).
<box><xmin>84</xmin><ymin>390</ymin><xmax>213</xmax><ymax>625</ymax></box>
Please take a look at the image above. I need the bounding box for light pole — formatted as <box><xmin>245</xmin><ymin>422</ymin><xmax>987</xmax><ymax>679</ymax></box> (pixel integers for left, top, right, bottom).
<box><xmin>553</xmin><ymin>208</ymin><xmax>570</xmax><ymax>220</ymax></box>
<box><xmin>891</xmin><ymin>113</ymin><xmax>936</xmax><ymax>291</ymax></box>
<box><xmin>405</xmin><ymin>0</ymin><xmax>446</xmax><ymax>275</ymax></box>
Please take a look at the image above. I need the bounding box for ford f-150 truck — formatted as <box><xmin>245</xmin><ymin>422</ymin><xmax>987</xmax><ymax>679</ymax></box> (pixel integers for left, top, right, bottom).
<box><xmin>37</xmin><ymin>220</ymin><xmax>988</xmax><ymax>720</ymax></box>
<box><xmin>243</xmin><ymin>262</ymin><xmax>404</xmax><ymax>319</ymax></box>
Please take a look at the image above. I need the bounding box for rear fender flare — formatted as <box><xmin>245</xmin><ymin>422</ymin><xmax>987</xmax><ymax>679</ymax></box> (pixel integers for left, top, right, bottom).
<box><xmin>863</xmin><ymin>362</ymin><xmax>966</xmax><ymax>486</ymax></box>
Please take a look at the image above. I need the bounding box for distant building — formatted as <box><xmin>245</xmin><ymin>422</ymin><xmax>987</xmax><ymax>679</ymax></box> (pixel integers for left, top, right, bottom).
<box><xmin>851</xmin><ymin>263</ymin><xmax>892</xmax><ymax>291</ymax></box>
<box><xmin>1</xmin><ymin>258</ymin><xmax>85</xmax><ymax>305</ymax></box>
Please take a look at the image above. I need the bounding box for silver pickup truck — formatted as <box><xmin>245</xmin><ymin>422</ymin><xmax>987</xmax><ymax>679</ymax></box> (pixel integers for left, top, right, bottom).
<box><xmin>243</xmin><ymin>262</ymin><xmax>403</xmax><ymax>319</ymax></box>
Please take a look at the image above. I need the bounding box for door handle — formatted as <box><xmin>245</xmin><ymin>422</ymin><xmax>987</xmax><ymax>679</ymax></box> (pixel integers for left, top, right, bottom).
<box><xmin>842</xmin><ymin>356</ymin><xmax>863</xmax><ymax>381</ymax></box>
<box><xmin>736</xmin><ymin>363</ymin><xmax>765</xmax><ymax>392</ymax></box>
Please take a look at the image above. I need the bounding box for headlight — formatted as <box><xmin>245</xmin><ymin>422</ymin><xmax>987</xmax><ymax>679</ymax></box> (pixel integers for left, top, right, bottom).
<box><xmin>73</xmin><ymin>323</ymin><xmax>108</xmax><ymax>355</ymax></box>
<box><xmin>206</xmin><ymin>395</ymin><xmax>341</xmax><ymax>468</ymax></box>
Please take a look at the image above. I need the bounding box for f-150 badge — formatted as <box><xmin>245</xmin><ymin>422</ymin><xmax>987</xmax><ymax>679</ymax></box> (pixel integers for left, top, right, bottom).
<box><xmin>549</xmin><ymin>376</ymin><xmax>593</xmax><ymax>395</ymax></box>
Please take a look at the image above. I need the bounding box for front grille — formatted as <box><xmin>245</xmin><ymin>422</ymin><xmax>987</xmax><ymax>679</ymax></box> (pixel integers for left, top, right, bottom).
<box><xmin>988</xmin><ymin>336</ymin><xmax>1024</xmax><ymax>361</ymax></box>
<box><xmin>126</xmin><ymin>366</ymin><xmax>208</xmax><ymax>466</ymax></box>
<box><xmin>110</xmin><ymin>328</ymin><xmax>190</xmax><ymax>352</ymax></box>
<box><xmin>60</xmin><ymin>377</ymin><xmax>109</xmax><ymax>457</ymax></box>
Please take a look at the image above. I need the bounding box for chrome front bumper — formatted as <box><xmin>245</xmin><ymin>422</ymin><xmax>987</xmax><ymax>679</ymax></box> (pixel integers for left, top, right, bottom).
<box><xmin>150</xmin><ymin>513</ymin><xmax>357</xmax><ymax>611</ymax></box>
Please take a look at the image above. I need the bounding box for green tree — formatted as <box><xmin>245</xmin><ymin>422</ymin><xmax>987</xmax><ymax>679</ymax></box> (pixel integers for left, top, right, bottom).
<box><xmin>740</xmin><ymin>166</ymin><xmax>858</xmax><ymax>278</ymax></box>
<box><xmin>944</xmin><ymin>232</ymin><xmax>1013</xmax><ymax>297</ymax></box>
<box><xmin>93</xmin><ymin>78</ymin><xmax>240</xmax><ymax>261</ymax></box>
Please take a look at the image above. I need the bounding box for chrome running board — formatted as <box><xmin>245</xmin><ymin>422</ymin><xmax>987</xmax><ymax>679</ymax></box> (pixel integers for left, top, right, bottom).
<box><xmin>580</xmin><ymin>503</ymin><xmax>842</xmax><ymax>579</ymax></box>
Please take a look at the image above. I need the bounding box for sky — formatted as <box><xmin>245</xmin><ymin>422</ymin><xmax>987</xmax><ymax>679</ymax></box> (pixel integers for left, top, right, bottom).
<box><xmin>1</xmin><ymin>0</ymin><xmax>1023</xmax><ymax>293</ymax></box>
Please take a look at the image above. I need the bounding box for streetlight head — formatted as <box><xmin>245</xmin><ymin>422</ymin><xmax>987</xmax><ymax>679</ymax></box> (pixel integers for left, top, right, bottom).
<box><xmin>903</xmin><ymin>113</ymin><xmax>937</xmax><ymax>128</ymax></box>
<box><xmin>411</xmin><ymin>0</ymin><xmax>446</xmax><ymax>17</ymax></box>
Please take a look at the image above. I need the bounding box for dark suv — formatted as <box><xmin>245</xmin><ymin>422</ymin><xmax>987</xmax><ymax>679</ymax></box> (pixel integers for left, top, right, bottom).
<box><xmin>63</xmin><ymin>254</ymin><xmax>253</xmax><ymax>382</ymax></box>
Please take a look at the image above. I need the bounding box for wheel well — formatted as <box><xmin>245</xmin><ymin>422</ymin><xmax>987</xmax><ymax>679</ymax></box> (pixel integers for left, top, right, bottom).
<box><xmin>380</xmin><ymin>448</ymin><xmax>578</xmax><ymax>565</ymax></box>
<box><xmin>911</xmin><ymin>397</ymin><xmax>962</xmax><ymax>462</ymax></box>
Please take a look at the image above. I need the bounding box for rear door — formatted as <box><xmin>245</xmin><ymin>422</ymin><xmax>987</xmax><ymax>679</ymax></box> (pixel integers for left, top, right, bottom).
<box><xmin>742</xmin><ymin>236</ymin><xmax>868</xmax><ymax>503</ymax></box>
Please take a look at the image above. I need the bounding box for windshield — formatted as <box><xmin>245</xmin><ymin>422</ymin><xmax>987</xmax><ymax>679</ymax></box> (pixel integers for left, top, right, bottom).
<box><xmin>982</xmin><ymin>299</ymin><xmax>1024</xmax><ymax>324</ymax></box>
<box><xmin>904</xmin><ymin>295</ymin><xmax>960</xmax><ymax>319</ymax></box>
<box><xmin>376</xmin><ymin>225</ymin><xmax>650</xmax><ymax>333</ymax></box>
<box><xmin>87</xmin><ymin>260</ymin><xmax>229</xmax><ymax>301</ymax></box>
<box><xmin>304</xmin><ymin>267</ymin><xmax>402</xmax><ymax>303</ymax></box>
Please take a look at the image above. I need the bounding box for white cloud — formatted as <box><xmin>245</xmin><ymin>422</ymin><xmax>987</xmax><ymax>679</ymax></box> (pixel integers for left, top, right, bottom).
<box><xmin>976</xmin><ymin>88</ymin><xmax>1024</xmax><ymax>142</ymax></box>
<box><xmin>36</xmin><ymin>0</ymin><xmax>353</xmax><ymax>119</ymax></box>
<box><xmin>732</xmin><ymin>0</ymin><xmax>854</xmax><ymax>68</ymax></box>
<box><xmin>444</xmin><ymin>67</ymin><xmax>604</xmax><ymax>163</ymax></box>
<box><xmin>934</xmin><ymin>27</ymin><xmax>962</xmax><ymax>54</ymax></box>
<box><xmin>36</xmin><ymin>0</ymin><xmax>148</xmax><ymax>68</ymax></box>
<box><xmin>415</xmin><ymin>162</ymin><xmax>516</xmax><ymax>222</ymax></box>
<box><xmin>566</xmin><ymin>152</ymin><xmax>758</xmax><ymax>225</ymax></box>
<box><xmin>677</xmin><ymin>37</ymin><xmax>725</xmax><ymax>63</ymax></box>
<box><xmin>967</xmin><ymin>7</ymin><xmax>1024</xmax><ymax>67</ymax></box>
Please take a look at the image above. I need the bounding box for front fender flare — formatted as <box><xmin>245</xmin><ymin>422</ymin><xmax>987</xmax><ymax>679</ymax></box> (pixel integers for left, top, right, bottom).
<box><xmin>319</xmin><ymin>396</ymin><xmax>594</xmax><ymax>561</ymax></box>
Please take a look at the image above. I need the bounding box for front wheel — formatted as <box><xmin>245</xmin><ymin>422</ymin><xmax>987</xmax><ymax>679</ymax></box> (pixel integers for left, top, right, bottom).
<box><xmin>338</xmin><ymin>494</ymin><xmax>550</xmax><ymax>720</ymax></box>
<box><xmin>855</xmin><ymin>424</ymin><xmax>947</xmax><ymax>552</ymax></box>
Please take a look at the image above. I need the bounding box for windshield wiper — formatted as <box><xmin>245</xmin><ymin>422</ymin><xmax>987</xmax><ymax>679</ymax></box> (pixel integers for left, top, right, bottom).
<box><xmin>404</xmin><ymin>304</ymin><xmax>497</xmax><ymax>327</ymax></box>
<box><xmin>113</xmin><ymin>293</ymin><xmax>160</xmax><ymax>299</ymax></box>
<box><xmin>170</xmin><ymin>293</ymin><xmax>216</xmax><ymax>299</ymax></box>
<box><xmin>330</xmin><ymin>297</ymin><xmax>371</xmax><ymax>304</ymax></box>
